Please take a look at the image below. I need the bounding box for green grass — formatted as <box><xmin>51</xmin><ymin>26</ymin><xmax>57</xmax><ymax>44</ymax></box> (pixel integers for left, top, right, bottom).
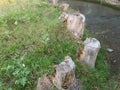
<box><xmin>0</xmin><ymin>0</ymin><xmax>115</xmax><ymax>90</ymax></box>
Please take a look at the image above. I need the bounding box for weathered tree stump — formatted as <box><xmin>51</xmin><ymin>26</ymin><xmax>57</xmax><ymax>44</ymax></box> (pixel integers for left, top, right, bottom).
<box><xmin>59</xmin><ymin>3</ymin><xmax>69</xmax><ymax>12</ymax></box>
<box><xmin>53</xmin><ymin>56</ymin><xmax>75</xmax><ymax>89</ymax></box>
<box><xmin>36</xmin><ymin>56</ymin><xmax>81</xmax><ymax>90</ymax></box>
<box><xmin>59</xmin><ymin>12</ymin><xmax>85</xmax><ymax>40</ymax></box>
<box><xmin>48</xmin><ymin>0</ymin><xmax>59</xmax><ymax>5</ymax></box>
<box><xmin>78</xmin><ymin>38</ymin><xmax>101</xmax><ymax>68</ymax></box>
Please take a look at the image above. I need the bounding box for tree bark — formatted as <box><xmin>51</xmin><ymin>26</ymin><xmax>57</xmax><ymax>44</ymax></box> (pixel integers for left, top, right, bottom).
<box><xmin>53</xmin><ymin>56</ymin><xmax>75</xmax><ymax>89</ymax></box>
<box><xmin>59</xmin><ymin>12</ymin><xmax>85</xmax><ymax>40</ymax></box>
<box><xmin>59</xmin><ymin>3</ymin><xmax>69</xmax><ymax>12</ymax></box>
<box><xmin>36</xmin><ymin>56</ymin><xmax>81</xmax><ymax>90</ymax></box>
<box><xmin>78</xmin><ymin>38</ymin><xmax>101</xmax><ymax>68</ymax></box>
<box><xmin>36</xmin><ymin>76</ymin><xmax>53</xmax><ymax>90</ymax></box>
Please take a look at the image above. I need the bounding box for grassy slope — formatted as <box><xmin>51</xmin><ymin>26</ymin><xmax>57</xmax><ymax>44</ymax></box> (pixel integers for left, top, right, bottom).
<box><xmin>0</xmin><ymin>0</ymin><xmax>115</xmax><ymax>90</ymax></box>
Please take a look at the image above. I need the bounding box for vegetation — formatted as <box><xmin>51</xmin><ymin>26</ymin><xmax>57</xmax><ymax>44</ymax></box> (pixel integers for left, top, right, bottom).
<box><xmin>0</xmin><ymin>0</ymin><xmax>115</xmax><ymax>90</ymax></box>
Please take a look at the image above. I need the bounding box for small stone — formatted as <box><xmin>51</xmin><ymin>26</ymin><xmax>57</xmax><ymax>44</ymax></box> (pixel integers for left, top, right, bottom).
<box><xmin>113</xmin><ymin>60</ymin><xmax>116</xmax><ymax>63</ymax></box>
<box><xmin>107</xmin><ymin>48</ymin><xmax>113</xmax><ymax>53</ymax></box>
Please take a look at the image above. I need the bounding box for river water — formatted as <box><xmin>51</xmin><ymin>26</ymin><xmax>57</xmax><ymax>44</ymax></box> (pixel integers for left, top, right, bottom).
<box><xmin>60</xmin><ymin>0</ymin><xmax>120</xmax><ymax>76</ymax></box>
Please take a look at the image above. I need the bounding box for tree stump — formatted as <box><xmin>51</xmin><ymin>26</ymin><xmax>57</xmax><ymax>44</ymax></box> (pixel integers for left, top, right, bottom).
<box><xmin>59</xmin><ymin>3</ymin><xmax>69</xmax><ymax>12</ymax></box>
<box><xmin>79</xmin><ymin>38</ymin><xmax>101</xmax><ymax>68</ymax></box>
<box><xmin>53</xmin><ymin>56</ymin><xmax>76</xmax><ymax>89</ymax></box>
<box><xmin>48</xmin><ymin>0</ymin><xmax>59</xmax><ymax>5</ymax></box>
<box><xmin>36</xmin><ymin>76</ymin><xmax>53</xmax><ymax>90</ymax></box>
<box><xmin>36</xmin><ymin>56</ymin><xmax>81</xmax><ymax>90</ymax></box>
<box><xmin>59</xmin><ymin>12</ymin><xmax>85</xmax><ymax>40</ymax></box>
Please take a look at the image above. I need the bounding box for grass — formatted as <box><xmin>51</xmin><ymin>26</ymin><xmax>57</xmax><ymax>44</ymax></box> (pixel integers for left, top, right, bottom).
<box><xmin>0</xmin><ymin>0</ymin><xmax>116</xmax><ymax>90</ymax></box>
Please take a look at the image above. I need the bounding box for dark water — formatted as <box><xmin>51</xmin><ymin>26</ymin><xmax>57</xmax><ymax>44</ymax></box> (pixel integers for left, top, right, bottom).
<box><xmin>60</xmin><ymin>0</ymin><xmax>120</xmax><ymax>76</ymax></box>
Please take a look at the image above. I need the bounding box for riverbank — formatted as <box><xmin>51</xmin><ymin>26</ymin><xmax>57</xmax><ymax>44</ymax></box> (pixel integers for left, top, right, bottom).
<box><xmin>77</xmin><ymin>0</ymin><xmax>120</xmax><ymax>10</ymax></box>
<box><xmin>73</xmin><ymin>0</ymin><xmax>120</xmax><ymax>76</ymax></box>
<box><xmin>61</xmin><ymin>0</ymin><xmax>120</xmax><ymax>87</ymax></box>
<box><xmin>0</xmin><ymin>0</ymin><xmax>117</xmax><ymax>90</ymax></box>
